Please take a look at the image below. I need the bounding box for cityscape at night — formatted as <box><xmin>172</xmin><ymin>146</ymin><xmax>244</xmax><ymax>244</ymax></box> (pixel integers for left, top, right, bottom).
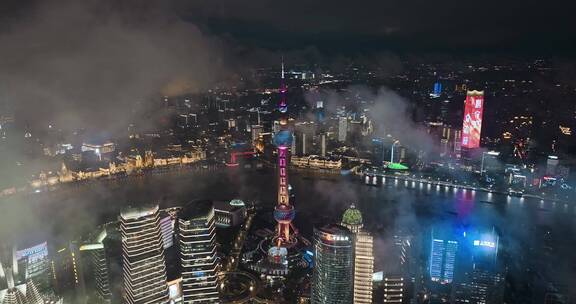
<box><xmin>1</xmin><ymin>0</ymin><xmax>576</xmax><ymax>303</ymax></box>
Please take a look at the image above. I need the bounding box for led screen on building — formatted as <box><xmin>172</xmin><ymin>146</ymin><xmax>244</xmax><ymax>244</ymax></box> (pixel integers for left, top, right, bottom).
<box><xmin>461</xmin><ymin>91</ymin><xmax>484</xmax><ymax>149</ymax></box>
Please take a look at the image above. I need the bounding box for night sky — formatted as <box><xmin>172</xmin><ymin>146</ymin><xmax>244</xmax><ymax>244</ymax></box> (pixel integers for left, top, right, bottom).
<box><xmin>2</xmin><ymin>0</ymin><xmax>575</xmax><ymax>55</ymax></box>
<box><xmin>177</xmin><ymin>0</ymin><xmax>576</xmax><ymax>54</ymax></box>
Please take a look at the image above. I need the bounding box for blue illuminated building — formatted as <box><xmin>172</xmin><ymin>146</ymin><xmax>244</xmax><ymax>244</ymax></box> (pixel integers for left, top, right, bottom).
<box><xmin>434</xmin><ymin>82</ymin><xmax>442</xmax><ymax>95</ymax></box>
<box><xmin>429</xmin><ymin>229</ymin><xmax>458</xmax><ymax>284</ymax></box>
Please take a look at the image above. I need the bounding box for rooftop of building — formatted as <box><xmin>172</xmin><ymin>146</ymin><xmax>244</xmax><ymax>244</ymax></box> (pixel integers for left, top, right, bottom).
<box><xmin>315</xmin><ymin>223</ymin><xmax>352</xmax><ymax>237</ymax></box>
<box><xmin>180</xmin><ymin>200</ymin><xmax>214</xmax><ymax>219</ymax></box>
<box><xmin>120</xmin><ymin>205</ymin><xmax>159</xmax><ymax>220</ymax></box>
<box><xmin>341</xmin><ymin>204</ymin><xmax>363</xmax><ymax>226</ymax></box>
<box><xmin>213</xmin><ymin>199</ymin><xmax>246</xmax><ymax>212</ymax></box>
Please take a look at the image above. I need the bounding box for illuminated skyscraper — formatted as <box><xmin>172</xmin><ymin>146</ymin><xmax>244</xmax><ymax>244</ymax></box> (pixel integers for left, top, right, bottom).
<box><xmin>429</xmin><ymin>230</ymin><xmax>458</xmax><ymax>284</ymax></box>
<box><xmin>352</xmin><ymin>232</ymin><xmax>373</xmax><ymax>304</ymax></box>
<box><xmin>273</xmin><ymin>61</ymin><xmax>297</xmax><ymax>248</ymax></box>
<box><xmin>432</xmin><ymin>82</ymin><xmax>442</xmax><ymax>97</ymax></box>
<box><xmin>25</xmin><ymin>280</ymin><xmax>43</xmax><ymax>304</ymax></box>
<box><xmin>1</xmin><ymin>288</ymin><xmax>26</xmax><ymax>304</ymax></box>
<box><xmin>383</xmin><ymin>232</ymin><xmax>413</xmax><ymax>304</ymax></box>
<box><xmin>79</xmin><ymin>228</ymin><xmax>111</xmax><ymax>303</ymax></box>
<box><xmin>90</xmin><ymin>249</ymin><xmax>111</xmax><ymax>303</ymax></box>
<box><xmin>159</xmin><ymin>214</ymin><xmax>175</xmax><ymax>249</ymax></box>
<box><xmin>383</xmin><ymin>276</ymin><xmax>405</xmax><ymax>303</ymax></box>
<box><xmin>461</xmin><ymin>90</ymin><xmax>484</xmax><ymax>149</ymax></box>
<box><xmin>51</xmin><ymin>242</ymin><xmax>85</xmax><ymax>302</ymax></box>
<box><xmin>14</xmin><ymin>242</ymin><xmax>51</xmax><ymax>291</ymax></box>
<box><xmin>120</xmin><ymin>205</ymin><xmax>169</xmax><ymax>304</ymax></box>
<box><xmin>341</xmin><ymin>205</ymin><xmax>373</xmax><ymax>304</ymax></box>
<box><xmin>454</xmin><ymin>228</ymin><xmax>504</xmax><ymax>304</ymax></box>
<box><xmin>178</xmin><ymin>200</ymin><xmax>220</xmax><ymax>303</ymax></box>
<box><xmin>311</xmin><ymin>224</ymin><xmax>354</xmax><ymax>304</ymax></box>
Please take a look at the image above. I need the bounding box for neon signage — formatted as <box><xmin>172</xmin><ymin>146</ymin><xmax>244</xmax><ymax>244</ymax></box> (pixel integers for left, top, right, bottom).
<box><xmin>473</xmin><ymin>240</ymin><xmax>495</xmax><ymax>248</ymax></box>
<box><xmin>16</xmin><ymin>242</ymin><xmax>48</xmax><ymax>260</ymax></box>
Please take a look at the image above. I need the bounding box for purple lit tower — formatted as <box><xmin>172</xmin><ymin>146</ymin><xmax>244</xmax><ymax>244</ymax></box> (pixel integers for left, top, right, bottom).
<box><xmin>273</xmin><ymin>61</ymin><xmax>297</xmax><ymax>247</ymax></box>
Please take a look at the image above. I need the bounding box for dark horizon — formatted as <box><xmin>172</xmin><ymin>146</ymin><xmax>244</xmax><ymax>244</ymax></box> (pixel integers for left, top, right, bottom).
<box><xmin>2</xmin><ymin>0</ymin><xmax>576</xmax><ymax>56</ymax></box>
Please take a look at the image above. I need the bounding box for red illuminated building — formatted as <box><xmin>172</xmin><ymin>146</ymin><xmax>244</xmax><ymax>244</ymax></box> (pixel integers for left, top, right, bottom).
<box><xmin>461</xmin><ymin>90</ymin><xmax>484</xmax><ymax>149</ymax></box>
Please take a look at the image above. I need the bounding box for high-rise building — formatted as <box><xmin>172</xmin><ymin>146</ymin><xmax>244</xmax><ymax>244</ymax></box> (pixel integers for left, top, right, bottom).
<box><xmin>311</xmin><ymin>224</ymin><xmax>354</xmax><ymax>304</ymax></box>
<box><xmin>352</xmin><ymin>232</ymin><xmax>373</xmax><ymax>304</ymax></box>
<box><xmin>383</xmin><ymin>231</ymin><xmax>414</xmax><ymax>304</ymax></box>
<box><xmin>341</xmin><ymin>205</ymin><xmax>373</xmax><ymax>304</ymax></box>
<box><xmin>454</xmin><ymin>228</ymin><xmax>504</xmax><ymax>304</ymax></box>
<box><xmin>0</xmin><ymin>250</ymin><xmax>47</xmax><ymax>304</ymax></box>
<box><xmin>14</xmin><ymin>242</ymin><xmax>51</xmax><ymax>291</ymax></box>
<box><xmin>383</xmin><ymin>276</ymin><xmax>405</xmax><ymax>303</ymax></box>
<box><xmin>429</xmin><ymin>230</ymin><xmax>458</xmax><ymax>284</ymax></box>
<box><xmin>294</xmin><ymin>122</ymin><xmax>315</xmax><ymax>157</ymax></box>
<box><xmin>51</xmin><ymin>242</ymin><xmax>85</xmax><ymax>302</ymax></box>
<box><xmin>371</xmin><ymin>138</ymin><xmax>385</xmax><ymax>166</ymax></box>
<box><xmin>120</xmin><ymin>205</ymin><xmax>168</xmax><ymax>304</ymax></box>
<box><xmin>461</xmin><ymin>90</ymin><xmax>484</xmax><ymax>149</ymax></box>
<box><xmin>79</xmin><ymin>228</ymin><xmax>111</xmax><ymax>303</ymax></box>
<box><xmin>2</xmin><ymin>288</ymin><xmax>26</xmax><ymax>304</ymax></box>
<box><xmin>480</xmin><ymin>151</ymin><xmax>502</xmax><ymax>176</ymax></box>
<box><xmin>431</xmin><ymin>82</ymin><xmax>442</xmax><ymax>98</ymax></box>
<box><xmin>428</xmin><ymin>229</ymin><xmax>459</xmax><ymax>303</ymax></box>
<box><xmin>25</xmin><ymin>280</ymin><xmax>43</xmax><ymax>304</ymax></box>
<box><xmin>320</xmin><ymin>133</ymin><xmax>327</xmax><ymax>157</ymax></box>
<box><xmin>178</xmin><ymin>200</ymin><xmax>220</xmax><ymax>303</ymax></box>
<box><xmin>251</xmin><ymin>125</ymin><xmax>263</xmax><ymax>143</ymax></box>
<box><xmin>462</xmin><ymin>268</ymin><xmax>505</xmax><ymax>304</ymax></box>
<box><xmin>90</xmin><ymin>248</ymin><xmax>111</xmax><ymax>303</ymax></box>
<box><xmin>159</xmin><ymin>214</ymin><xmax>175</xmax><ymax>250</ymax></box>
<box><xmin>338</xmin><ymin>116</ymin><xmax>348</xmax><ymax>142</ymax></box>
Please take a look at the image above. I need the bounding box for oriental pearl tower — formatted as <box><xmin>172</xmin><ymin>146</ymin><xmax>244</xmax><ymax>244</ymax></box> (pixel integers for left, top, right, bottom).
<box><xmin>272</xmin><ymin>60</ymin><xmax>298</xmax><ymax>247</ymax></box>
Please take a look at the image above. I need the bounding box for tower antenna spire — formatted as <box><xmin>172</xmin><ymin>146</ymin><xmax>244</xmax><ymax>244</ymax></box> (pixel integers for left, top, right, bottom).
<box><xmin>281</xmin><ymin>56</ymin><xmax>285</xmax><ymax>80</ymax></box>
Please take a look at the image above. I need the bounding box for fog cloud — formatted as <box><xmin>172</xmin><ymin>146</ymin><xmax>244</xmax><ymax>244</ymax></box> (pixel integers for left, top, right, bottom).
<box><xmin>306</xmin><ymin>85</ymin><xmax>437</xmax><ymax>154</ymax></box>
<box><xmin>0</xmin><ymin>0</ymin><xmax>229</xmax><ymax>134</ymax></box>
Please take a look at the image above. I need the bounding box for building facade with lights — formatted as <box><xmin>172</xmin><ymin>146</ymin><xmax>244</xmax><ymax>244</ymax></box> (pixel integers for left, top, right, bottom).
<box><xmin>341</xmin><ymin>205</ymin><xmax>373</xmax><ymax>304</ymax></box>
<box><xmin>178</xmin><ymin>200</ymin><xmax>220</xmax><ymax>303</ymax></box>
<box><xmin>79</xmin><ymin>228</ymin><xmax>111</xmax><ymax>303</ymax></box>
<box><xmin>429</xmin><ymin>230</ymin><xmax>458</xmax><ymax>284</ymax></box>
<box><xmin>213</xmin><ymin>200</ymin><xmax>247</xmax><ymax>228</ymax></box>
<box><xmin>311</xmin><ymin>224</ymin><xmax>354</xmax><ymax>304</ymax></box>
<box><xmin>120</xmin><ymin>205</ymin><xmax>169</xmax><ymax>304</ymax></box>
<box><xmin>453</xmin><ymin>228</ymin><xmax>504</xmax><ymax>304</ymax></box>
<box><xmin>51</xmin><ymin>243</ymin><xmax>85</xmax><ymax>302</ymax></box>
<box><xmin>461</xmin><ymin>90</ymin><xmax>484</xmax><ymax>149</ymax></box>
